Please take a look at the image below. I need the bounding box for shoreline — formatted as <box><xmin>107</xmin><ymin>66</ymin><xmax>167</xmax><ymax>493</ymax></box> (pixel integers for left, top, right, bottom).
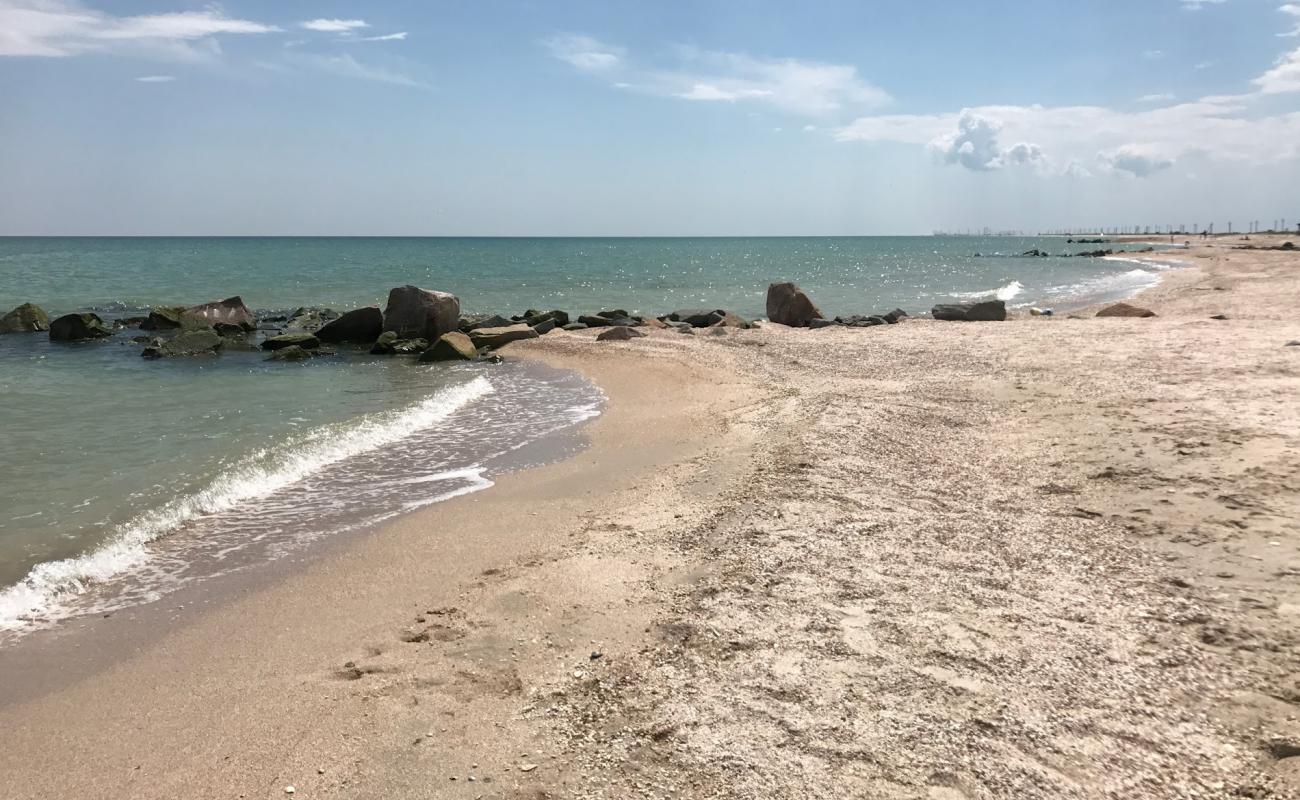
<box><xmin>0</xmin><ymin>235</ymin><xmax>1298</xmax><ymax>796</ymax></box>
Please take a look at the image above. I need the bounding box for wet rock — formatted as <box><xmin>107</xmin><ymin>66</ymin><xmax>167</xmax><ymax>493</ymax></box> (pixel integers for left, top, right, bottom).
<box><xmin>262</xmin><ymin>332</ymin><xmax>321</xmax><ymax>351</ymax></box>
<box><xmin>393</xmin><ymin>338</ymin><xmax>429</xmax><ymax>355</ymax></box>
<box><xmin>666</xmin><ymin>308</ymin><xmax>726</xmax><ymax>328</ymax></box>
<box><xmin>213</xmin><ymin>322</ymin><xmax>250</xmax><ymax>337</ymax></box>
<box><xmin>530</xmin><ymin>318</ymin><xmax>557</xmax><ymax>335</ymax></box>
<box><xmin>882</xmin><ymin>308</ymin><xmax>908</xmax><ymax>323</ymax></box>
<box><xmin>371</xmin><ymin>331</ymin><xmax>399</xmax><ymax>354</ymax></box>
<box><xmin>1096</xmin><ymin>302</ymin><xmax>1156</xmax><ymax>318</ymax></box>
<box><xmin>0</xmin><ymin>302</ymin><xmax>50</xmax><ymax>333</ymax></box>
<box><xmin>316</xmin><ymin>307</ymin><xmax>383</xmax><ymax>344</ymax></box>
<box><xmin>521</xmin><ymin>309</ymin><xmax>570</xmax><ymax>328</ymax></box>
<box><xmin>931</xmin><ymin>300</ymin><xmax>1007</xmax><ymax>321</ymax></box>
<box><xmin>142</xmin><ymin>329</ymin><xmax>224</xmax><ymax>358</ymax></box>
<box><xmin>140</xmin><ymin>306</ymin><xmax>185</xmax><ymax>331</ymax></box>
<box><xmin>286</xmin><ymin>307</ymin><xmax>339</xmax><ymax>331</ymax></box>
<box><xmin>469</xmin><ymin>324</ymin><xmax>539</xmax><ymax>349</ymax></box>
<box><xmin>464</xmin><ymin>314</ymin><xmax>514</xmax><ymax>332</ymax></box>
<box><xmin>419</xmin><ymin>331</ymin><xmax>477</xmax><ymax>362</ymax></box>
<box><xmin>766</xmin><ymin>282</ymin><xmax>824</xmax><ymax>327</ymax></box>
<box><xmin>181</xmin><ymin>297</ymin><xmax>256</xmax><ymax>332</ymax></box>
<box><xmin>596</xmin><ymin>309</ymin><xmax>629</xmax><ymax>320</ymax></box>
<box><xmin>578</xmin><ymin>314</ymin><xmax>641</xmax><ymax>327</ymax></box>
<box><xmin>49</xmin><ymin>312</ymin><xmax>113</xmax><ymax>341</ymax></box>
<box><xmin>597</xmin><ymin>326</ymin><xmax>646</xmax><ymax>342</ymax></box>
<box><xmin>561</xmin><ymin>322</ymin><xmax>588</xmax><ymax>331</ymax></box>
<box><xmin>382</xmin><ymin>286</ymin><xmax>460</xmax><ymax>341</ymax></box>
<box><xmin>808</xmin><ymin>318</ymin><xmax>840</xmax><ymax>329</ymax></box>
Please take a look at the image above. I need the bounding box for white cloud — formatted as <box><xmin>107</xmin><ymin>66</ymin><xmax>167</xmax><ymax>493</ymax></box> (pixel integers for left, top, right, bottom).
<box><xmin>544</xmin><ymin>34</ymin><xmax>623</xmax><ymax>72</ymax></box>
<box><xmin>134</xmin><ymin>74</ymin><xmax>175</xmax><ymax>82</ymax></box>
<box><xmin>0</xmin><ymin>0</ymin><xmax>277</xmax><ymax>58</ymax></box>
<box><xmin>1143</xmin><ymin>49</ymin><xmax>1165</xmax><ymax>59</ymax></box>
<box><xmin>546</xmin><ymin>35</ymin><xmax>889</xmax><ymax>117</ymax></box>
<box><xmin>927</xmin><ymin>111</ymin><xmax>1044</xmax><ymax>171</ymax></box>
<box><xmin>1137</xmin><ymin>92</ymin><xmax>1176</xmax><ymax>102</ymax></box>
<box><xmin>1254</xmin><ymin>45</ymin><xmax>1300</xmax><ymax>92</ymax></box>
<box><xmin>356</xmin><ymin>32</ymin><xmax>407</xmax><ymax>42</ymax></box>
<box><xmin>300</xmin><ymin>18</ymin><xmax>368</xmax><ymax>33</ymax></box>
<box><xmin>1100</xmin><ymin>145</ymin><xmax>1174</xmax><ymax>177</ymax></box>
<box><xmin>1280</xmin><ymin>3</ymin><xmax>1300</xmax><ymax>37</ymax></box>
<box><xmin>1195</xmin><ymin>60</ymin><xmax>1216</xmax><ymax>69</ymax></box>
<box><xmin>1181</xmin><ymin>0</ymin><xmax>1226</xmax><ymax>9</ymax></box>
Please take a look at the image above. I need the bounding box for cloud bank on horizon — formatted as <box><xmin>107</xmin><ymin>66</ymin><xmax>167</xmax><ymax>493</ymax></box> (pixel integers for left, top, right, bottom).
<box><xmin>1</xmin><ymin>0</ymin><xmax>1298</xmax><ymax>233</ymax></box>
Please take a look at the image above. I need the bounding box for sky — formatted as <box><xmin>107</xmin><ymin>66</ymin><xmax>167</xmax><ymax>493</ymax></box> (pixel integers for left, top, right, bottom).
<box><xmin>1</xmin><ymin>0</ymin><xmax>1299</xmax><ymax>235</ymax></box>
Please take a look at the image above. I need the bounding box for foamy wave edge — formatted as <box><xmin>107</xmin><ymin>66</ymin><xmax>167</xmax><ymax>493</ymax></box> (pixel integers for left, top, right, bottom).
<box><xmin>952</xmin><ymin>279</ymin><xmax>1024</xmax><ymax>302</ymax></box>
<box><xmin>0</xmin><ymin>376</ymin><xmax>496</xmax><ymax>634</ymax></box>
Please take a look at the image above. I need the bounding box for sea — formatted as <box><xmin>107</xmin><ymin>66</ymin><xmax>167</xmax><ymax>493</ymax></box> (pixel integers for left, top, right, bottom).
<box><xmin>0</xmin><ymin>235</ymin><xmax>1181</xmax><ymax>641</ymax></box>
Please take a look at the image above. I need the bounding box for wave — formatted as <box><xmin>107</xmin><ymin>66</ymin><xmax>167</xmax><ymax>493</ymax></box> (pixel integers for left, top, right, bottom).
<box><xmin>0</xmin><ymin>376</ymin><xmax>495</xmax><ymax>633</ymax></box>
<box><xmin>952</xmin><ymin>279</ymin><xmax>1024</xmax><ymax>302</ymax></box>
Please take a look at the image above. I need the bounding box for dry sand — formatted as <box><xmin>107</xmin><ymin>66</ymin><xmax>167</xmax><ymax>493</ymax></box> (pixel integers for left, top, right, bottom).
<box><xmin>1</xmin><ymin>236</ymin><xmax>1298</xmax><ymax>799</ymax></box>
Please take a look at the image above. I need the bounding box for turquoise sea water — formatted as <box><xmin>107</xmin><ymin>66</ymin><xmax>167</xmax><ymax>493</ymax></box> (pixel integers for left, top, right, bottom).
<box><xmin>0</xmin><ymin>236</ymin><xmax>1178</xmax><ymax>640</ymax></box>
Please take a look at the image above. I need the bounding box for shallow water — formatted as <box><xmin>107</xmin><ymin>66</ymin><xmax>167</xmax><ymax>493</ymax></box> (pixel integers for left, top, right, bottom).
<box><xmin>0</xmin><ymin>235</ymin><xmax>1177</xmax><ymax>639</ymax></box>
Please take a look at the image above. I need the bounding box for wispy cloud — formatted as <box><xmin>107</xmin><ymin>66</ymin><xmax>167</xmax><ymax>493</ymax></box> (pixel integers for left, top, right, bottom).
<box><xmin>1137</xmin><ymin>92</ymin><xmax>1176</xmax><ymax>102</ymax></box>
<box><xmin>289</xmin><ymin>52</ymin><xmax>425</xmax><ymax>88</ymax></box>
<box><xmin>300</xmin><ymin>18</ymin><xmax>368</xmax><ymax>33</ymax></box>
<box><xmin>1255</xmin><ymin>45</ymin><xmax>1300</xmax><ymax>92</ymax></box>
<box><xmin>0</xmin><ymin>0</ymin><xmax>278</xmax><ymax>58</ymax></box>
<box><xmin>1142</xmin><ymin>49</ymin><xmax>1165</xmax><ymax>59</ymax></box>
<box><xmin>546</xmin><ymin>35</ymin><xmax>889</xmax><ymax>117</ymax></box>
<box><xmin>356</xmin><ymin>32</ymin><xmax>407</xmax><ymax>42</ymax></box>
<box><xmin>1280</xmin><ymin>3</ymin><xmax>1300</xmax><ymax>36</ymax></box>
<box><xmin>1180</xmin><ymin>0</ymin><xmax>1226</xmax><ymax>9</ymax></box>
<box><xmin>134</xmin><ymin>74</ymin><xmax>175</xmax><ymax>82</ymax></box>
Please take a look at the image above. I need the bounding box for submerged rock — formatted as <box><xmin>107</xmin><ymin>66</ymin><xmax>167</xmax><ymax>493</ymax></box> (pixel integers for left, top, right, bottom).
<box><xmin>469</xmin><ymin>324</ymin><xmax>539</xmax><ymax>349</ymax></box>
<box><xmin>766</xmin><ymin>282</ymin><xmax>823</xmax><ymax>327</ymax></box>
<box><xmin>142</xmin><ymin>329</ymin><xmax>225</xmax><ymax>358</ymax></box>
<box><xmin>265</xmin><ymin>344</ymin><xmax>312</xmax><ymax>361</ymax></box>
<box><xmin>370</xmin><ymin>331</ymin><xmax>399</xmax><ymax>354</ymax></box>
<box><xmin>419</xmin><ymin>331</ymin><xmax>477</xmax><ymax>362</ymax></box>
<box><xmin>286</xmin><ymin>307</ymin><xmax>340</xmax><ymax>332</ymax></box>
<box><xmin>1096</xmin><ymin>302</ymin><xmax>1156</xmax><ymax>318</ymax></box>
<box><xmin>181</xmin><ymin>297</ymin><xmax>256</xmax><ymax>332</ymax></box>
<box><xmin>316</xmin><ymin>307</ymin><xmax>383</xmax><ymax>344</ymax></box>
<box><xmin>382</xmin><ymin>286</ymin><xmax>460</xmax><ymax>341</ymax></box>
<box><xmin>0</xmin><ymin>303</ymin><xmax>50</xmax><ymax>333</ymax></box>
<box><xmin>140</xmin><ymin>306</ymin><xmax>185</xmax><ymax>331</ymax></box>
<box><xmin>262</xmin><ymin>332</ymin><xmax>320</xmax><ymax>351</ymax></box>
<box><xmin>931</xmin><ymin>300</ymin><xmax>1007</xmax><ymax>322</ymax></box>
<box><xmin>597</xmin><ymin>326</ymin><xmax>646</xmax><ymax>342</ymax></box>
<box><xmin>49</xmin><ymin>312</ymin><xmax>113</xmax><ymax>341</ymax></box>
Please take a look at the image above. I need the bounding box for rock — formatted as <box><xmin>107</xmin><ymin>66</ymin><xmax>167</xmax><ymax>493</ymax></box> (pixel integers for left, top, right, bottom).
<box><xmin>1285</xmin><ymin>340</ymin><xmax>1300</xmax><ymax>347</ymax></box>
<box><xmin>578</xmin><ymin>314</ymin><xmax>640</xmax><ymax>327</ymax></box>
<box><xmin>662</xmin><ymin>320</ymin><xmax>691</xmax><ymax>330</ymax></box>
<box><xmin>1096</xmin><ymin>302</ymin><xmax>1156</xmax><ymax>318</ymax></box>
<box><xmin>286</xmin><ymin>307</ymin><xmax>338</xmax><ymax>331</ymax></box>
<box><xmin>522</xmin><ymin>309</ymin><xmax>570</xmax><ymax>328</ymax></box>
<box><xmin>117</xmin><ymin>316</ymin><xmax>148</xmax><ymax>328</ymax></box>
<box><xmin>577</xmin><ymin>315</ymin><xmax>612</xmax><ymax>327</ymax></box>
<box><xmin>931</xmin><ymin>300</ymin><xmax>1007</xmax><ymax>322</ymax></box>
<box><xmin>49</xmin><ymin>312</ymin><xmax>113</xmax><ymax>341</ymax></box>
<box><xmin>382</xmin><ymin>286</ymin><xmax>460</xmax><ymax>341</ymax></box>
<box><xmin>836</xmin><ymin>315</ymin><xmax>885</xmax><ymax>327</ymax></box>
<box><xmin>1281</xmin><ymin>241</ymin><xmax>1296</xmax><ymax>251</ymax></box>
<box><xmin>316</xmin><ymin>307</ymin><xmax>383</xmax><ymax>343</ymax></box>
<box><xmin>597</xmin><ymin>326</ymin><xmax>646</xmax><ymax>341</ymax></box>
<box><xmin>370</xmin><ymin>331</ymin><xmax>399</xmax><ymax>354</ymax></box>
<box><xmin>393</xmin><ymin>338</ymin><xmax>429</xmax><ymax>355</ymax></box>
<box><xmin>0</xmin><ymin>303</ymin><xmax>50</xmax><ymax>333</ymax></box>
<box><xmin>882</xmin><ymin>308</ymin><xmax>908</xmax><ymax>324</ymax></box>
<box><xmin>561</xmin><ymin>322</ymin><xmax>588</xmax><ymax>331</ymax></box>
<box><xmin>181</xmin><ymin>297</ymin><xmax>256</xmax><ymax>332</ymax></box>
<box><xmin>468</xmin><ymin>324</ymin><xmax>539</xmax><ymax>349</ymax></box>
<box><xmin>676</xmin><ymin>326</ymin><xmax>695</xmax><ymax>335</ymax></box>
<box><xmin>766</xmin><ymin>282</ymin><xmax>824</xmax><ymax>327</ymax></box>
<box><xmin>262</xmin><ymin>332</ymin><xmax>321</xmax><ymax>351</ymax></box>
<box><xmin>419</xmin><ymin>331</ymin><xmax>477</xmax><ymax>362</ymax></box>
<box><xmin>263</xmin><ymin>345</ymin><xmax>313</xmax><ymax>362</ymax></box>
<box><xmin>666</xmin><ymin>308</ymin><xmax>725</xmax><ymax>328</ymax></box>
<box><xmin>140</xmin><ymin>306</ymin><xmax>185</xmax><ymax>330</ymax></box>
<box><xmin>142</xmin><ymin>329</ymin><xmax>224</xmax><ymax>358</ymax></box>
<box><xmin>596</xmin><ymin>309</ymin><xmax>629</xmax><ymax>320</ymax></box>
<box><xmin>808</xmin><ymin>318</ymin><xmax>840</xmax><ymax>329</ymax></box>
<box><xmin>464</xmin><ymin>314</ymin><xmax>514</xmax><ymax>332</ymax></box>
<box><xmin>1209</xmin><ymin>314</ymin><xmax>1228</xmax><ymax>320</ymax></box>
<box><xmin>714</xmin><ymin>312</ymin><xmax>751</xmax><ymax>329</ymax></box>
<box><xmin>531</xmin><ymin>318</ymin><xmax>557</xmax><ymax>335</ymax></box>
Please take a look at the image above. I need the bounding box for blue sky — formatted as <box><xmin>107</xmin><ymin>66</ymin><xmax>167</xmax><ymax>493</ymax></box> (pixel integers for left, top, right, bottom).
<box><xmin>2</xmin><ymin>0</ymin><xmax>1298</xmax><ymax>235</ymax></box>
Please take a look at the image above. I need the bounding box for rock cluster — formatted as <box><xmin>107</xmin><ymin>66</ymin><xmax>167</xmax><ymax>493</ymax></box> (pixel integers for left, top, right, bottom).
<box><xmin>0</xmin><ymin>303</ymin><xmax>50</xmax><ymax>333</ymax></box>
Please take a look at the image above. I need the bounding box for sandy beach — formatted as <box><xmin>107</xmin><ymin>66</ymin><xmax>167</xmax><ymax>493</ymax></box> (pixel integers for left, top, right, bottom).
<box><xmin>2</xmin><ymin>236</ymin><xmax>1298</xmax><ymax>798</ymax></box>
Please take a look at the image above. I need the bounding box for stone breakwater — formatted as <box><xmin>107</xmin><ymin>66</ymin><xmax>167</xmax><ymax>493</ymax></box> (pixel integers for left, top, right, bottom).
<box><xmin>0</xmin><ymin>281</ymin><xmax>1161</xmax><ymax>359</ymax></box>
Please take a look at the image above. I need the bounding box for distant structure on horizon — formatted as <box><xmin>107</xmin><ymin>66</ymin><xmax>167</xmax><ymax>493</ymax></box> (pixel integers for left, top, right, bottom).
<box><xmin>932</xmin><ymin>219</ymin><xmax>1297</xmax><ymax>236</ymax></box>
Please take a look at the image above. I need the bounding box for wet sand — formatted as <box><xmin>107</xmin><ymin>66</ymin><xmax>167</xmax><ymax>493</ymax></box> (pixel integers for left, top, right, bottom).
<box><xmin>1</xmin><ymin>235</ymin><xmax>1298</xmax><ymax>798</ymax></box>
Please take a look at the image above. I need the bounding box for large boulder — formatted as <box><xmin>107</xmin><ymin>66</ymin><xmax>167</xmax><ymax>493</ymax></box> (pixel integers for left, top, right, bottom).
<box><xmin>0</xmin><ymin>303</ymin><xmax>50</xmax><ymax>333</ymax></box>
<box><xmin>468</xmin><ymin>324</ymin><xmax>539</xmax><ymax>350</ymax></box>
<box><xmin>316</xmin><ymin>307</ymin><xmax>383</xmax><ymax>343</ymax></box>
<box><xmin>140</xmin><ymin>306</ymin><xmax>185</xmax><ymax>331</ymax></box>
<box><xmin>766</xmin><ymin>282</ymin><xmax>823</xmax><ymax>327</ymax></box>
<box><xmin>49</xmin><ymin>312</ymin><xmax>113</xmax><ymax>341</ymax></box>
<box><xmin>180</xmin><ymin>297</ymin><xmax>256</xmax><ymax>332</ymax></box>
<box><xmin>261</xmin><ymin>332</ymin><xmax>320</xmax><ymax>351</ymax></box>
<box><xmin>141</xmin><ymin>329</ymin><xmax>224</xmax><ymax>358</ymax></box>
<box><xmin>597</xmin><ymin>326</ymin><xmax>647</xmax><ymax>342</ymax></box>
<box><xmin>419</xmin><ymin>331</ymin><xmax>477</xmax><ymax>362</ymax></box>
<box><xmin>382</xmin><ymin>286</ymin><xmax>460</xmax><ymax>341</ymax></box>
<box><xmin>931</xmin><ymin>300</ymin><xmax>1007</xmax><ymax>322</ymax></box>
<box><xmin>1096</xmin><ymin>302</ymin><xmax>1156</xmax><ymax>318</ymax></box>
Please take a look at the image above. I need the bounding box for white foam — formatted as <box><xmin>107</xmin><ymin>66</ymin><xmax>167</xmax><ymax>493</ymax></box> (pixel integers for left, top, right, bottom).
<box><xmin>0</xmin><ymin>377</ymin><xmax>494</xmax><ymax>633</ymax></box>
<box><xmin>952</xmin><ymin>279</ymin><xmax>1023</xmax><ymax>302</ymax></box>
